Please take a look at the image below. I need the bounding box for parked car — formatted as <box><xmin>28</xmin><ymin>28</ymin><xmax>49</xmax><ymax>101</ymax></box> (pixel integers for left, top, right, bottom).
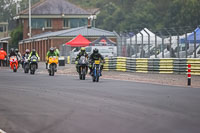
<box><xmin>188</xmin><ymin>44</ymin><xmax>200</xmax><ymax>58</ymax></box>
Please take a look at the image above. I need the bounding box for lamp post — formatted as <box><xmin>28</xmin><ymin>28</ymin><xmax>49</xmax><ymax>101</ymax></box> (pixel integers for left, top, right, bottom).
<box><xmin>28</xmin><ymin>0</ymin><xmax>32</xmax><ymax>38</ymax></box>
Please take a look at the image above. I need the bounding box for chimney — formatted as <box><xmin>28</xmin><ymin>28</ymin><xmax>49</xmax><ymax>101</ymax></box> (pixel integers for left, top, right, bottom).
<box><xmin>88</xmin><ymin>18</ymin><xmax>92</xmax><ymax>28</ymax></box>
<box><xmin>88</xmin><ymin>15</ymin><xmax>94</xmax><ymax>28</ymax></box>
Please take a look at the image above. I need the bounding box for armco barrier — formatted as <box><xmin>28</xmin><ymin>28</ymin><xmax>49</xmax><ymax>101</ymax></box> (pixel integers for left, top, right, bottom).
<box><xmin>104</xmin><ymin>57</ymin><xmax>200</xmax><ymax>75</ymax></box>
<box><xmin>66</xmin><ymin>56</ymin><xmax>200</xmax><ymax>75</ymax></box>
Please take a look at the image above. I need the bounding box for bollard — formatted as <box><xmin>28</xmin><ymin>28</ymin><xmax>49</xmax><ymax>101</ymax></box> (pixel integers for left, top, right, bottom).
<box><xmin>188</xmin><ymin>64</ymin><xmax>191</xmax><ymax>86</ymax></box>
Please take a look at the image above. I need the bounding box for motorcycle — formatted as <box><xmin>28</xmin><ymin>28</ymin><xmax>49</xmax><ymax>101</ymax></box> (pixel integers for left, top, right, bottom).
<box><xmin>78</xmin><ymin>56</ymin><xmax>88</xmax><ymax>80</ymax></box>
<box><xmin>48</xmin><ymin>56</ymin><xmax>58</xmax><ymax>76</ymax></box>
<box><xmin>9</xmin><ymin>56</ymin><xmax>18</xmax><ymax>72</ymax></box>
<box><xmin>92</xmin><ymin>60</ymin><xmax>101</xmax><ymax>82</ymax></box>
<box><xmin>23</xmin><ymin>55</ymin><xmax>29</xmax><ymax>73</ymax></box>
<box><xmin>29</xmin><ymin>55</ymin><xmax>38</xmax><ymax>75</ymax></box>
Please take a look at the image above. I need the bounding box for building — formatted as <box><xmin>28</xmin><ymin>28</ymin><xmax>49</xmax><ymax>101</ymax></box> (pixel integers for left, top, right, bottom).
<box><xmin>16</xmin><ymin>0</ymin><xmax>99</xmax><ymax>39</ymax></box>
<box><xmin>19</xmin><ymin>26</ymin><xmax>117</xmax><ymax>61</ymax></box>
<box><xmin>0</xmin><ymin>22</ymin><xmax>8</xmax><ymax>38</ymax></box>
<box><xmin>0</xmin><ymin>37</ymin><xmax>10</xmax><ymax>54</ymax></box>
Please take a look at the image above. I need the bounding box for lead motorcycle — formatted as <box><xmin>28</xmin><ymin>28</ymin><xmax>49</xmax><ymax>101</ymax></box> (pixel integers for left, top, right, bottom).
<box><xmin>48</xmin><ymin>56</ymin><xmax>58</xmax><ymax>76</ymax></box>
<box><xmin>29</xmin><ymin>55</ymin><xmax>38</xmax><ymax>75</ymax></box>
<box><xmin>91</xmin><ymin>60</ymin><xmax>101</xmax><ymax>82</ymax></box>
<box><xmin>78</xmin><ymin>56</ymin><xmax>88</xmax><ymax>80</ymax></box>
<box><xmin>9</xmin><ymin>56</ymin><xmax>18</xmax><ymax>72</ymax></box>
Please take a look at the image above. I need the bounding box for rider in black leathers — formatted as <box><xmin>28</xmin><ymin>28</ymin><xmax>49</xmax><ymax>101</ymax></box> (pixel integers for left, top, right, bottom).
<box><xmin>9</xmin><ymin>48</ymin><xmax>17</xmax><ymax>58</ymax></box>
<box><xmin>89</xmin><ymin>48</ymin><xmax>105</xmax><ymax>75</ymax></box>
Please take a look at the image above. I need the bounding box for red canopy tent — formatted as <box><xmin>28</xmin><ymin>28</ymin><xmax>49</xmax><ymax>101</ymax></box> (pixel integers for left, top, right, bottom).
<box><xmin>66</xmin><ymin>34</ymin><xmax>91</xmax><ymax>47</ymax></box>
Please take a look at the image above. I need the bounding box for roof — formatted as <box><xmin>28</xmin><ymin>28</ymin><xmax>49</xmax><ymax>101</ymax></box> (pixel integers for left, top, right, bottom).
<box><xmin>89</xmin><ymin>36</ymin><xmax>116</xmax><ymax>46</ymax></box>
<box><xmin>66</xmin><ymin>34</ymin><xmax>91</xmax><ymax>47</ymax></box>
<box><xmin>58</xmin><ymin>27</ymin><xmax>116</xmax><ymax>37</ymax></box>
<box><xmin>20</xmin><ymin>0</ymin><xmax>92</xmax><ymax>15</ymax></box>
<box><xmin>20</xmin><ymin>26</ymin><xmax>116</xmax><ymax>43</ymax></box>
<box><xmin>127</xmin><ymin>28</ymin><xmax>162</xmax><ymax>45</ymax></box>
<box><xmin>180</xmin><ymin>27</ymin><xmax>200</xmax><ymax>43</ymax></box>
<box><xmin>0</xmin><ymin>37</ymin><xmax>10</xmax><ymax>42</ymax></box>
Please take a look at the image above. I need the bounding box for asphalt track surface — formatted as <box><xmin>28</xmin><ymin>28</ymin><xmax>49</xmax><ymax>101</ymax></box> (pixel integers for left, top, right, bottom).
<box><xmin>0</xmin><ymin>68</ymin><xmax>200</xmax><ymax>133</ymax></box>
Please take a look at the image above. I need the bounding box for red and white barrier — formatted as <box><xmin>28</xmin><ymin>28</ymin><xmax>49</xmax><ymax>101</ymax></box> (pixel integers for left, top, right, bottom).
<box><xmin>188</xmin><ymin>64</ymin><xmax>191</xmax><ymax>86</ymax></box>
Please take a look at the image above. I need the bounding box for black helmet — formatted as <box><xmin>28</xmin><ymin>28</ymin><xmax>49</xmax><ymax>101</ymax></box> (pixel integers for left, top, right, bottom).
<box><xmin>50</xmin><ymin>47</ymin><xmax>54</xmax><ymax>53</ymax></box>
<box><xmin>10</xmin><ymin>48</ymin><xmax>14</xmax><ymax>53</ymax></box>
<box><xmin>15</xmin><ymin>48</ymin><xmax>19</xmax><ymax>53</ymax></box>
<box><xmin>93</xmin><ymin>48</ymin><xmax>98</xmax><ymax>54</ymax></box>
<box><xmin>32</xmin><ymin>49</ymin><xmax>36</xmax><ymax>55</ymax></box>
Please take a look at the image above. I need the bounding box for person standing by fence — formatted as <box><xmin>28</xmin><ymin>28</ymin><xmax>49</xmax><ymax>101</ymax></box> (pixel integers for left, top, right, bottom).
<box><xmin>0</xmin><ymin>48</ymin><xmax>7</xmax><ymax>67</ymax></box>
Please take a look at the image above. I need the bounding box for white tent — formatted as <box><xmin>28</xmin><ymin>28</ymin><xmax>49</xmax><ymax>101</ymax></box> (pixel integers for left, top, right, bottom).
<box><xmin>127</xmin><ymin>28</ymin><xmax>163</xmax><ymax>45</ymax></box>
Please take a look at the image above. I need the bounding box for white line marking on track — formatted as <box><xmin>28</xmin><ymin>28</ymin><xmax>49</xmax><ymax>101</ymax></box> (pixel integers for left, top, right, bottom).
<box><xmin>0</xmin><ymin>129</ymin><xmax>7</xmax><ymax>133</ymax></box>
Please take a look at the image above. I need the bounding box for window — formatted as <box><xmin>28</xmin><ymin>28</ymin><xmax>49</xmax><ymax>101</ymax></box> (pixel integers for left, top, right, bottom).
<box><xmin>63</xmin><ymin>19</ymin><xmax>69</xmax><ymax>28</ymax></box>
<box><xmin>70</xmin><ymin>18</ymin><xmax>87</xmax><ymax>28</ymax></box>
<box><xmin>85</xmin><ymin>47</ymin><xmax>92</xmax><ymax>53</ymax></box>
<box><xmin>32</xmin><ymin>19</ymin><xmax>51</xmax><ymax>29</ymax></box>
<box><xmin>46</xmin><ymin>19</ymin><xmax>51</xmax><ymax>28</ymax></box>
<box><xmin>0</xmin><ymin>26</ymin><xmax>3</xmax><ymax>32</ymax></box>
<box><xmin>63</xmin><ymin>18</ymin><xmax>87</xmax><ymax>28</ymax></box>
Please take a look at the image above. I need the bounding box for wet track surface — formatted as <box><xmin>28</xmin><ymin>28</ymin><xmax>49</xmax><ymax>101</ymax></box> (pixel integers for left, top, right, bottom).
<box><xmin>0</xmin><ymin>68</ymin><xmax>200</xmax><ymax>133</ymax></box>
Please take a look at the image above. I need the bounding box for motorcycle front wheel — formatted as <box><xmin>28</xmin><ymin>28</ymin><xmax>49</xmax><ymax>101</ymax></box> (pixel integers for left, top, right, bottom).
<box><xmin>49</xmin><ymin>64</ymin><xmax>55</xmax><ymax>76</ymax></box>
<box><xmin>13</xmin><ymin>67</ymin><xmax>17</xmax><ymax>72</ymax></box>
<box><xmin>30</xmin><ymin>64</ymin><xmax>36</xmax><ymax>75</ymax></box>
<box><xmin>82</xmin><ymin>68</ymin><xmax>86</xmax><ymax>80</ymax></box>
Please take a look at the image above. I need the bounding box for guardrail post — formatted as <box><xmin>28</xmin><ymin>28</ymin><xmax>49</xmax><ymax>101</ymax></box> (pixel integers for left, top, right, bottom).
<box><xmin>135</xmin><ymin>33</ymin><xmax>138</xmax><ymax>58</ymax></box>
<box><xmin>139</xmin><ymin>31</ymin><xmax>144</xmax><ymax>58</ymax></box>
<box><xmin>144</xmin><ymin>29</ymin><xmax>150</xmax><ymax>58</ymax></box>
<box><xmin>194</xmin><ymin>30</ymin><xmax>197</xmax><ymax>58</ymax></box>
<box><xmin>185</xmin><ymin>33</ymin><xmax>188</xmax><ymax>58</ymax></box>
<box><xmin>188</xmin><ymin>64</ymin><xmax>191</xmax><ymax>86</ymax></box>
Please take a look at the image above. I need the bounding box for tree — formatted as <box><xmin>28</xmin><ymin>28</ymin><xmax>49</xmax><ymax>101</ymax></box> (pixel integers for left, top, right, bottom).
<box><xmin>10</xmin><ymin>25</ymin><xmax>23</xmax><ymax>48</ymax></box>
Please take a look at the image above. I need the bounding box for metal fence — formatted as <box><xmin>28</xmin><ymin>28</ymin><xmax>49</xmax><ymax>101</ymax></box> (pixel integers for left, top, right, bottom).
<box><xmin>117</xmin><ymin>27</ymin><xmax>200</xmax><ymax>58</ymax></box>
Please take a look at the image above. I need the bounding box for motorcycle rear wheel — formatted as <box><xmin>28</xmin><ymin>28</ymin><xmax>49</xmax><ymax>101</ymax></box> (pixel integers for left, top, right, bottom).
<box><xmin>13</xmin><ymin>65</ymin><xmax>17</xmax><ymax>72</ymax></box>
<box><xmin>79</xmin><ymin>74</ymin><xmax>82</xmax><ymax>80</ymax></box>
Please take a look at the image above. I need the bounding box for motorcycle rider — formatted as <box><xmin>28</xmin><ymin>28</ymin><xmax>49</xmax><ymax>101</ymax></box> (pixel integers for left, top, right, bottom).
<box><xmin>9</xmin><ymin>48</ymin><xmax>17</xmax><ymax>58</ymax></box>
<box><xmin>46</xmin><ymin>47</ymin><xmax>57</xmax><ymax>69</ymax></box>
<box><xmin>28</xmin><ymin>49</ymin><xmax>40</xmax><ymax>69</ymax></box>
<box><xmin>75</xmin><ymin>47</ymin><xmax>88</xmax><ymax>72</ymax></box>
<box><xmin>23</xmin><ymin>49</ymin><xmax>30</xmax><ymax>58</ymax></box>
<box><xmin>22</xmin><ymin>49</ymin><xmax>30</xmax><ymax>68</ymax></box>
<box><xmin>15</xmin><ymin>48</ymin><xmax>22</xmax><ymax>65</ymax></box>
<box><xmin>89</xmin><ymin>48</ymin><xmax>105</xmax><ymax>75</ymax></box>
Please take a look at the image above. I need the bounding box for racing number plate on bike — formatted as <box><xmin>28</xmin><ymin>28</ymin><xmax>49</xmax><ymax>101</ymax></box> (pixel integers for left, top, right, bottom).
<box><xmin>95</xmin><ymin>60</ymin><xmax>100</xmax><ymax>64</ymax></box>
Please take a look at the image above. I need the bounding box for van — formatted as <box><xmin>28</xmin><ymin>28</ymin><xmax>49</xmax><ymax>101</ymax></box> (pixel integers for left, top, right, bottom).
<box><xmin>70</xmin><ymin>46</ymin><xmax>117</xmax><ymax>58</ymax></box>
<box><xmin>85</xmin><ymin>46</ymin><xmax>117</xmax><ymax>57</ymax></box>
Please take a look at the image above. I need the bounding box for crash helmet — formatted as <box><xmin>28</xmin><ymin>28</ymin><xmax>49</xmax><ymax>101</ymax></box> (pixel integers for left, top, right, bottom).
<box><xmin>10</xmin><ymin>48</ymin><xmax>15</xmax><ymax>53</ymax></box>
<box><xmin>32</xmin><ymin>49</ymin><xmax>36</xmax><ymax>55</ymax></box>
<box><xmin>15</xmin><ymin>48</ymin><xmax>19</xmax><ymax>53</ymax></box>
<box><xmin>81</xmin><ymin>47</ymin><xmax>86</xmax><ymax>53</ymax></box>
<box><xmin>25</xmin><ymin>49</ymin><xmax>30</xmax><ymax>54</ymax></box>
<box><xmin>50</xmin><ymin>47</ymin><xmax>54</xmax><ymax>53</ymax></box>
<box><xmin>93</xmin><ymin>48</ymin><xmax>99</xmax><ymax>54</ymax></box>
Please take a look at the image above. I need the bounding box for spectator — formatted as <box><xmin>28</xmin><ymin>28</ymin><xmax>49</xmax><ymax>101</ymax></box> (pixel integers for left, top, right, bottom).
<box><xmin>0</xmin><ymin>48</ymin><xmax>7</xmax><ymax>67</ymax></box>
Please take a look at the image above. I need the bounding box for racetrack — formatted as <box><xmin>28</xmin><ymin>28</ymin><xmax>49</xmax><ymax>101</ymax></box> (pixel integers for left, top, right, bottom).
<box><xmin>0</xmin><ymin>68</ymin><xmax>200</xmax><ymax>133</ymax></box>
